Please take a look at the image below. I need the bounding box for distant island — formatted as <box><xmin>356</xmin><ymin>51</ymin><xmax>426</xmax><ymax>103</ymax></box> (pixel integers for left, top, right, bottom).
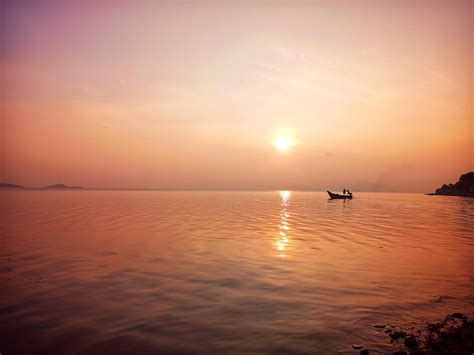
<box><xmin>45</xmin><ymin>183</ymin><xmax>83</xmax><ymax>190</ymax></box>
<box><xmin>0</xmin><ymin>182</ymin><xmax>24</xmax><ymax>189</ymax></box>
<box><xmin>429</xmin><ymin>172</ymin><xmax>474</xmax><ymax>197</ymax></box>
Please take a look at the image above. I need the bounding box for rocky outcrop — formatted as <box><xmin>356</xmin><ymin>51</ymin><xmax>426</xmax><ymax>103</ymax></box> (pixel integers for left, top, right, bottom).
<box><xmin>431</xmin><ymin>172</ymin><xmax>474</xmax><ymax>197</ymax></box>
<box><xmin>385</xmin><ymin>313</ymin><xmax>474</xmax><ymax>354</ymax></box>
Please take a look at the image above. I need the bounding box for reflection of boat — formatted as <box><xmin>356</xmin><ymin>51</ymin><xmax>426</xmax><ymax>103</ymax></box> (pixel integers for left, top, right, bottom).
<box><xmin>327</xmin><ymin>191</ymin><xmax>353</xmax><ymax>199</ymax></box>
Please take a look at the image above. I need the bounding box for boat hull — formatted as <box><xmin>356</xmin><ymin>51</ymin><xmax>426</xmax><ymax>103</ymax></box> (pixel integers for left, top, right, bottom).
<box><xmin>327</xmin><ymin>191</ymin><xmax>352</xmax><ymax>199</ymax></box>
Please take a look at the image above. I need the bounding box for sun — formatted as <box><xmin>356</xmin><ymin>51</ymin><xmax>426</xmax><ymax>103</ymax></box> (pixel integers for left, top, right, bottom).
<box><xmin>273</xmin><ymin>136</ymin><xmax>294</xmax><ymax>152</ymax></box>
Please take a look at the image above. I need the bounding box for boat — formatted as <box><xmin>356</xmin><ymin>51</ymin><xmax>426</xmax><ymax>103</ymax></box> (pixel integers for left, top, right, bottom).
<box><xmin>327</xmin><ymin>191</ymin><xmax>353</xmax><ymax>199</ymax></box>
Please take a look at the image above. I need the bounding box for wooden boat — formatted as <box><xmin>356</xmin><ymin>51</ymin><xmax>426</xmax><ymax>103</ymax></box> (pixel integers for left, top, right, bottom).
<box><xmin>327</xmin><ymin>191</ymin><xmax>353</xmax><ymax>199</ymax></box>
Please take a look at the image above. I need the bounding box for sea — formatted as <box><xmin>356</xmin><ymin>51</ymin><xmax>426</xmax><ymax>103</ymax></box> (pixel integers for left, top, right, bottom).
<box><xmin>1</xmin><ymin>190</ymin><xmax>473</xmax><ymax>354</ymax></box>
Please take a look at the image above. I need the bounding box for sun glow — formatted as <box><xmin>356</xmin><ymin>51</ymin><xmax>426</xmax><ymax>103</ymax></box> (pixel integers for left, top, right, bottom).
<box><xmin>273</xmin><ymin>137</ymin><xmax>294</xmax><ymax>152</ymax></box>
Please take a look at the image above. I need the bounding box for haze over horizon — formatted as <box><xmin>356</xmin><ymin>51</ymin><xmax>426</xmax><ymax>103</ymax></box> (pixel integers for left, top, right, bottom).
<box><xmin>1</xmin><ymin>0</ymin><xmax>473</xmax><ymax>192</ymax></box>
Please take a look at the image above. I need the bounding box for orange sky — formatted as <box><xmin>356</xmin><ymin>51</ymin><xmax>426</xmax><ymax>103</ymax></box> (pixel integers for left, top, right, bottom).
<box><xmin>1</xmin><ymin>0</ymin><xmax>473</xmax><ymax>191</ymax></box>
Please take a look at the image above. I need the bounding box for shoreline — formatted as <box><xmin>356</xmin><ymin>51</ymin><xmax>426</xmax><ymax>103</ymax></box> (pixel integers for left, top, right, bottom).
<box><xmin>352</xmin><ymin>313</ymin><xmax>474</xmax><ymax>354</ymax></box>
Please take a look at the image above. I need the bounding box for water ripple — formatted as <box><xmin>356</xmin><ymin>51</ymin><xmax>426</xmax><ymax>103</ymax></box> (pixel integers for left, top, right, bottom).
<box><xmin>1</xmin><ymin>190</ymin><xmax>473</xmax><ymax>353</ymax></box>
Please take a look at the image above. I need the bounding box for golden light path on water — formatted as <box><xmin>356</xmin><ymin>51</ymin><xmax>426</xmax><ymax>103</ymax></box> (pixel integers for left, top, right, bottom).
<box><xmin>276</xmin><ymin>191</ymin><xmax>291</xmax><ymax>257</ymax></box>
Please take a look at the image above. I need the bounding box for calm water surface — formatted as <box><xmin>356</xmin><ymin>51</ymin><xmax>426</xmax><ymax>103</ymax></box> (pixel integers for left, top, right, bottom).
<box><xmin>1</xmin><ymin>191</ymin><xmax>473</xmax><ymax>354</ymax></box>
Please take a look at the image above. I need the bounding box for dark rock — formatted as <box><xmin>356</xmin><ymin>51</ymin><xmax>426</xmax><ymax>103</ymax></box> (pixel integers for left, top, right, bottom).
<box><xmin>352</xmin><ymin>344</ymin><xmax>363</xmax><ymax>350</ymax></box>
<box><xmin>384</xmin><ymin>313</ymin><xmax>474</xmax><ymax>354</ymax></box>
<box><xmin>431</xmin><ymin>171</ymin><xmax>474</xmax><ymax>197</ymax></box>
<box><xmin>389</xmin><ymin>330</ymin><xmax>407</xmax><ymax>340</ymax></box>
<box><xmin>404</xmin><ymin>336</ymin><xmax>418</xmax><ymax>348</ymax></box>
<box><xmin>451</xmin><ymin>312</ymin><xmax>466</xmax><ymax>319</ymax></box>
<box><xmin>360</xmin><ymin>350</ymin><xmax>369</xmax><ymax>355</ymax></box>
<box><xmin>373</xmin><ymin>324</ymin><xmax>386</xmax><ymax>329</ymax></box>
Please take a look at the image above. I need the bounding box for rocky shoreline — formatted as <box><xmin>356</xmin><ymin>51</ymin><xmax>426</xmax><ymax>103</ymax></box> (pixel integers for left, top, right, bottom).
<box><xmin>352</xmin><ymin>313</ymin><xmax>474</xmax><ymax>354</ymax></box>
<box><xmin>429</xmin><ymin>171</ymin><xmax>474</xmax><ymax>197</ymax></box>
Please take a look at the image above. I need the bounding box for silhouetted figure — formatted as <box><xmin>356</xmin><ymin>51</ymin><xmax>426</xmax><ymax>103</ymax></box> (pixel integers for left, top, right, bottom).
<box><xmin>343</xmin><ymin>188</ymin><xmax>346</xmax><ymax>195</ymax></box>
<box><xmin>347</xmin><ymin>189</ymin><xmax>352</xmax><ymax>197</ymax></box>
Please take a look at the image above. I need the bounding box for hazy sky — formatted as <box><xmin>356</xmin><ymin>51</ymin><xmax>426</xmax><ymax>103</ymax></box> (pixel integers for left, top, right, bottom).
<box><xmin>1</xmin><ymin>0</ymin><xmax>473</xmax><ymax>191</ymax></box>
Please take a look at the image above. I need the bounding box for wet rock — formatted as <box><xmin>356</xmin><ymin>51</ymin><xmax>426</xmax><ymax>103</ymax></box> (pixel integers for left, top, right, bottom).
<box><xmin>450</xmin><ymin>312</ymin><xmax>466</xmax><ymax>320</ymax></box>
<box><xmin>404</xmin><ymin>335</ymin><xmax>418</xmax><ymax>349</ymax></box>
<box><xmin>383</xmin><ymin>313</ymin><xmax>474</xmax><ymax>354</ymax></box>
<box><xmin>428</xmin><ymin>323</ymin><xmax>439</xmax><ymax>332</ymax></box>
<box><xmin>389</xmin><ymin>330</ymin><xmax>407</xmax><ymax>340</ymax></box>
<box><xmin>351</xmin><ymin>344</ymin><xmax>363</xmax><ymax>350</ymax></box>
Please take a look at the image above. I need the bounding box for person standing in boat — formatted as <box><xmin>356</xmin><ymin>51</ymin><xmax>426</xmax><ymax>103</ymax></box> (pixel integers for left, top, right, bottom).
<box><xmin>343</xmin><ymin>188</ymin><xmax>346</xmax><ymax>195</ymax></box>
<box><xmin>347</xmin><ymin>189</ymin><xmax>352</xmax><ymax>197</ymax></box>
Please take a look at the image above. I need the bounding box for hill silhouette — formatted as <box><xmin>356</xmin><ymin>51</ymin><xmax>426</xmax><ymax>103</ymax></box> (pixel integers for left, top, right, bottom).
<box><xmin>431</xmin><ymin>172</ymin><xmax>474</xmax><ymax>197</ymax></box>
<box><xmin>45</xmin><ymin>183</ymin><xmax>83</xmax><ymax>189</ymax></box>
<box><xmin>0</xmin><ymin>182</ymin><xmax>24</xmax><ymax>189</ymax></box>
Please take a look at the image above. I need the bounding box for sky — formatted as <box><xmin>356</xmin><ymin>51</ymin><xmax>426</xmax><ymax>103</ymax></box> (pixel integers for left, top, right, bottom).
<box><xmin>1</xmin><ymin>0</ymin><xmax>473</xmax><ymax>191</ymax></box>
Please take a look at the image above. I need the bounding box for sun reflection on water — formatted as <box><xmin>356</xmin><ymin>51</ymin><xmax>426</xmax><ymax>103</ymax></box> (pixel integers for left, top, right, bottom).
<box><xmin>276</xmin><ymin>191</ymin><xmax>291</xmax><ymax>257</ymax></box>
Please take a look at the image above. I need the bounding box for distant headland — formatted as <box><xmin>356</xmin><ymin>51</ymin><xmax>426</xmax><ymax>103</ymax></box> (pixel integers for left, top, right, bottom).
<box><xmin>0</xmin><ymin>182</ymin><xmax>83</xmax><ymax>190</ymax></box>
<box><xmin>428</xmin><ymin>172</ymin><xmax>474</xmax><ymax>197</ymax></box>
<box><xmin>45</xmin><ymin>183</ymin><xmax>83</xmax><ymax>190</ymax></box>
<box><xmin>0</xmin><ymin>182</ymin><xmax>24</xmax><ymax>189</ymax></box>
